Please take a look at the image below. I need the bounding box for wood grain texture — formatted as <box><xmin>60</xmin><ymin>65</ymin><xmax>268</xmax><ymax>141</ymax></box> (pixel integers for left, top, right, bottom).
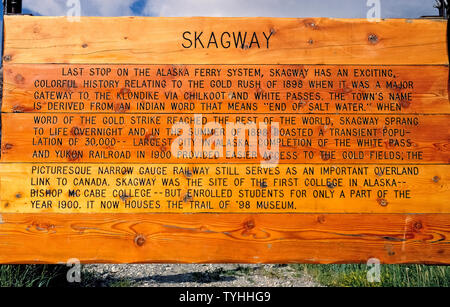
<box><xmin>0</xmin><ymin>163</ymin><xmax>448</xmax><ymax>214</ymax></box>
<box><xmin>1</xmin><ymin>113</ymin><xmax>449</xmax><ymax>163</ymax></box>
<box><xmin>2</xmin><ymin>64</ymin><xmax>449</xmax><ymax>114</ymax></box>
<box><xmin>3</xmin><ymin>16</ymin><xmax>448</xmax><ymax>65</ymax></box>
<box><xmin>0</xmin><ymin>213</ymin><xmax>448</xmax><ymax>264</ymax></box>
<box><xmin>1</xmin><ymin>16</ymin><xmax>449</xmax><ymax>264</ymax></box>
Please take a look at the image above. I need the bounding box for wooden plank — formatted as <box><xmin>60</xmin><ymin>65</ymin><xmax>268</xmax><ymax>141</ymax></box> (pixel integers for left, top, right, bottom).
<box><xmin>0</xmin><ymin>163</ymin><xmax>448</xmax><ymax>214</ymax></box>
<box><xmin>0</xmin><ymin>213</ymin><xmax>447</xmax><ymax>264</ymax></box>
<box><xmin>1</xmin><ymin>113</ymin><xmax>449</xmax><ymax>163</ymax></box>
<box><xmin>3</xmin><ymin>16</ymin><xmax>448</xmax><ymax>65</ymax></box>
<box><xmin>2</xmin><ymin>64</ymin><xmax>449</xmax><ymax>114</ymax></box>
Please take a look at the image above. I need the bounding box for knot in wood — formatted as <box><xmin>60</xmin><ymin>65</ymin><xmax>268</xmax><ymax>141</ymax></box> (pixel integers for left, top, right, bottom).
<box><xmin>326</xmin><ymin>181</ymin><xmax>336</xmax><ymax>189</ymax></box>
<box><xmin>377</xmin><ymin>198</ymin><xmax>388</xmax><ymax>207</ymax></box>
<box><xmin>134</xmin><ymin>235</ymin><xmax>146</xmax><ymax>247</ymax></box>
<box><xmin>368</xmin><ymin>34</ymin><xmax>379</xmax><ymax>44</ymax></box>
<box><xmin>184</xmin><ymin>169</ymin><xmax>193</xmax><ymax>178</ymax></box>
<box><xmin>413</xmin><ymin>221</ymin><xmax>423</xmax><ymax>232</ymax></box>
<box><xmin>3</xmin><ymin>143</ymin><xmax>13</xmax><ymax>151</ymax></box>
<box><xmin>244</xmin><ymin>219</ymin><xmax>255</xmax><ymax>230</ymax></box>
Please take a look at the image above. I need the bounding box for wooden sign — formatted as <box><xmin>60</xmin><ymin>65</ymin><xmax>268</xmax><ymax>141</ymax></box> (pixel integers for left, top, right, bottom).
<box><xmin>0</xmin><ymin>16</ymin><xmax>449</xmax><ymax>264</ymax></box>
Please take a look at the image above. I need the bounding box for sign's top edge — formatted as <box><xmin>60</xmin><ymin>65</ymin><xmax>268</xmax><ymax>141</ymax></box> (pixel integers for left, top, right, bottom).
<box><xmin>3</xmin><ymin>15</ymin><xmax>448</xmax><ymax>22</ymax></box>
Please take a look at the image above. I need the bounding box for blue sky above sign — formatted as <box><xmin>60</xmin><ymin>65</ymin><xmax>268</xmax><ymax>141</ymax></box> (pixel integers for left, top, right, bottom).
<box><xmin>18</xmin><ymin>0</ymin><xmax>437</xmax><ymax>18</ymax></box>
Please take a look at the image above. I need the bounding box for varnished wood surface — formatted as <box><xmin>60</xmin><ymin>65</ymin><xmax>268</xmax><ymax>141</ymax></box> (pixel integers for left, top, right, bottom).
<box><xmin>2</xmin><ymin>64</ymin><xmax>449</xmax><ymax>114</ymax></box>
<box><xmin>0</xmin><ymin>163</ymin><xmax>448</xmax><ymax>214</ymax></box>
<box><xmin>0</xmin><ymin>213</ymin><xmax>447</xmax><ymax>264</ymax></box>
<box><xmin>3</xmin><ymin>17</ymin><xmax>448</xmax><ymax>65</ymax></box>
<box><xmin>1</xmin><ymin>113</ymin><xmax>449</xmax><ymax>163</ymax></box>
<box><xmin>0</xmin><ymin>16</ymin><xmax>448</xmax><ymax>264</ymax></box>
